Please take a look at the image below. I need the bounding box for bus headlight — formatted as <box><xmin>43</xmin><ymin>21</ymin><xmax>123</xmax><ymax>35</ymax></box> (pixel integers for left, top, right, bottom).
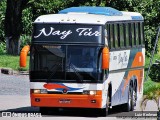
<box><xmin>83</xmin><ymin>90</ymin><xmax>97</xmax><ymax>95</ymax></box>
<box><xmin>33</xmin><ymin>89</ymin><xmax>40</xmax><ymax>94</ymax></box>
<box><xmin>89</xmin><ymin>91</ymin><xmax>97</xmax><ymax>95</ymax></box>
<box><xmin>33</xmin><ymin>89</ymin><xmax>47</xmax><ymax>94</ymax></box>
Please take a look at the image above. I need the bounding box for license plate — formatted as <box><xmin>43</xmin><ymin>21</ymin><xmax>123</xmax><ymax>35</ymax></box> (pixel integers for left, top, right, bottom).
<box><xmin>59</xmin><ymin>99</ymin><xmax>71</xmax><ymax>103</ymax></box>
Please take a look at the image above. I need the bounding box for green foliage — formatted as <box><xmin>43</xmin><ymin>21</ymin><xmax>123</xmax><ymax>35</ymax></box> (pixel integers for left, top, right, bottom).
<box><xmin>134</xmin><ymin>0</ymin><xmax>160</xmax><ymax>56</ymax></box>
<box><xmin>20</xmin><ymin>35</ymin><xmax>31</xmax><ymax>50</ymax></box>
<box><xmin>144</xmin><ymin>79</ymin><xmax>160</xmax><ymax>95</ymax></box>
<box><xmin>0</xmin><ymin>42</ymin><xmax>6</xmax><ymax>54</ymax></box>
<box><xmin>107</xmin><ymin>0</ymin><xmax>141</xmax><ymax>11</ymax></box>
<box><xmin>22</xmin><ymin>7</ymin><xmax>33</xmax><ymax>35</ymax></box>
<box><xmin>145</xmin><ymin>53</ymin><xmax>160</xmax><ymax>81</ymax></box>
<box><xmin>0</xmin><ymin>0</ymin><xmax>6</xmax><ymax>42</ymax></box>
<box><xmin>30</xmin><ymin>0</ymin><xmax>74</xmax><ymax>20</ymax></box>
<box><xmin>149</xmin><ymin>60</ymin><xmax>160</xmax><ymax>82</ymax></box>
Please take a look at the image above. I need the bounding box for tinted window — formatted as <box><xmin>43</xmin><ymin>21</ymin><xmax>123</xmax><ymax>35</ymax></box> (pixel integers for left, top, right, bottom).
<box><xmin>114</xmin><ymin>24</ymin><xmax>119</xmax><ymax>48</ymax></box>
<box><xmin>120</xmin><ymin>24</ymin><xmax>124</xmax><ymax>47</ymax></box>
<box><xmin>30</xmin><ymin>45</ymin><xmax>103</xmax><ymax>82</ymax></box>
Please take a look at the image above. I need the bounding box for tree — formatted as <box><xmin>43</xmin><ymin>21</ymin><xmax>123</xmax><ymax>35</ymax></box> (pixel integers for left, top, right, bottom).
<box><xmin>4</xmin><ymin>0</ymin><xmax>29</xmax><ymax>55</ymax></box>
<box><xmin>0</xmin><ymin>0</ymin><xmax>6</xmax><ymax>43</ymax></box>
<box><xmin>3</xmin><ymin>0</ymin><xmax>159</xmax><ymax>55</ymax></box>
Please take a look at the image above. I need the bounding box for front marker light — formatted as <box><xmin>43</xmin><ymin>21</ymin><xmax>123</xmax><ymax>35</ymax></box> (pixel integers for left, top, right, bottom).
<box><xmin>33</xmin><ymin>89</ymin><xmax>47</xmax><ymax>94</ymax></box>
<box><xmin>33</xmin><ymin>89</ymin><xmax>40</xmax><ymax>94</ymax></box>
<box><xmin>83</xmin><ymin>90</ymin><xmax>97</xmax><ymax>95</ymax></box>
<box><xmin>89</xmin><ymin>91</ymin><xmax>96</xmax><ymax>95</ymax></box>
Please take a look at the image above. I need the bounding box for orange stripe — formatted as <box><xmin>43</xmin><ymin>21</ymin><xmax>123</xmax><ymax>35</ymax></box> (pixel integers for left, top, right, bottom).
<box><xmin>123</xmin><ymin>52</ymin><xmax>144</xmax><ymax>94</ymax></box>
<box><xmin>43</xmin><ymin>83</ymin><xmax>68</xmax><ymax>90</ymax></box>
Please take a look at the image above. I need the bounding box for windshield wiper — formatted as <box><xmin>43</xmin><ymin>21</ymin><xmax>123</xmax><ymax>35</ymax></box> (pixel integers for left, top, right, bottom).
<box><xmin>68</xmin><ymin>63</ymin><xmax>83</xmax><ymax>82</ymax></box>
<box><xmin>47</xmin><ymin>63</ymin><xmax>62</xmax><ymax>82</ymax></box>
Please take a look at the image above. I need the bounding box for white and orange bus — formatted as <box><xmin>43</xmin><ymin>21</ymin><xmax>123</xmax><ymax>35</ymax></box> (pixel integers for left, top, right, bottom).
<box><xmin>20</xmin><ymin>7</ymin><xmax>145</xmax><ymax>116</ymax></box>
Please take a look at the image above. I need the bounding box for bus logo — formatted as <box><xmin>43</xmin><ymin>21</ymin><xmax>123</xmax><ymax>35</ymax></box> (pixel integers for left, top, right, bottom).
<box><xmin>62</xmin><ymin>89</ymin><xmax>68</xmax><ymax>94</ymax></box>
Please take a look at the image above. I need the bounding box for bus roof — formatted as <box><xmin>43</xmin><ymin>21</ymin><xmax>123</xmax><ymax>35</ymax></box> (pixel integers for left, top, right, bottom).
<box><xmin>59</xmin><ymin>7</ymin><xmax>123</xmax><ymax>16</ymax></box>
<box><xmin>34</xmin><ymin>7</ymin><xmax>143</xmax><ymax>24</ymax></box>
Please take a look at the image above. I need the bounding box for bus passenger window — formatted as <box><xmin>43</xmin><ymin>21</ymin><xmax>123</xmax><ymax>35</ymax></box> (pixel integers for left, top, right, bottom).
<box><xmin>123</xmin><ymin>23</ymin><xmax>126</xmax><ymax>47</ymax></box>
<box><xmin>131</xmin><ymin>23</ymin><xmax>135</xmax><ymax>47</ymax></box>
<box><xmin>117</xmin><ymin>24</ymin><xmax>121</xmax><ymax>48</ymax></box>
<box><xmin>120</xmin><ymin>24</ymin><xmax>124</xmax><ymax>48</ymax></box>
<box><xmin>135</xmin><ymin>23</ymin><xmax>139</xmax><ymax>46</ymax></box>
<box><xmin>126</xmin><ymin>23</ymin><xmax>130</xmax><ymax>47</ymax></box>
<box><xmin>110</xmin><ymin>24</ymin><xmax>115</xmax><ymax>49</ymax></box>
<box><xmin>141</xmin><ymin>22</ymin><xmax>145</xmax><ymax>45</ymax></box>
<box><xmin>133</xmin><ymin>23</ymin><xmax>136</xmax><ymax>46</ymax></box>
<box><xmin>114</xmin><ymin>24</ymin><xmax>119</xmax><ymax>48</ymax></box>
<box><xmin>107</xmin><ymin>24</ymin><xmax>111</xmax><ymax>48</ymax></box>
<box><xmin>128</xmin><ymin>23</ymin><xmax>132</xmax><ymax>47</ymax></box>
<box><xmin>138</xmin><ymin>22</ymin><xmax>141</xmax><ymax>45</ymax></box>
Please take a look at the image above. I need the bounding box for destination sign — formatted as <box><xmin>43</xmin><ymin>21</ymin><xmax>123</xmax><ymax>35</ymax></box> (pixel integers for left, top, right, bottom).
<box><xmin>32</xmin><ymin>24</ymin><xmax>102</xmax><ymax>44</ymax></box>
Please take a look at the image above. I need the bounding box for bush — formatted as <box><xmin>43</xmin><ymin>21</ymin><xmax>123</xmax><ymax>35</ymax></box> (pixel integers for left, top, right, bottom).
<box><xmin>0</xmin><ymin>0</ymin><xmax>6</xmax><ymax>42</ymax></box>
<box><xmin>20</xmin><ymin>35</ymin><xmax>31</xmax><ymax>50</ymax></box>
<box><xmin>149</xmin><ymin>60</ymin><xmax>160</xmax><ymax>82</ymax></box>
<box><xmin>0</xmin><ymin>42</ymin><xmax>6</xmax><ymax>54</ymax></box>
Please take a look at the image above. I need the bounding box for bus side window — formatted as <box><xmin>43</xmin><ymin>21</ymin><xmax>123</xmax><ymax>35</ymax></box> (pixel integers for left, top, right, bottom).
<box><xmin>117</xmin><ymin>24</ymin><xmax>121</xmax><ymax>48</ymax></box>
<box><xmin>135</xmin><ymin>22</ymin><xmax>139</xmax><ymax>46</ymax></box>
<box><xmin>114</xmin><ymin>24</ymin><xmax>119</xmax><ymax>48</ymax></box>
<box><xmin>141</xmin><ymin>22</ymin><xmax>145</xmax><ymax>45</ymax></box>
<box><xmin>120</xmin><ymin>23</ymin><xmax>124</xmax><ymax>48</ymax></box>
<box><xmin>123</xmin><ymin>23</ymin><xmax>126</xmax><ymax>47</ymax></box>
<box><xmin>107</xmin><ymin>24</ymin><xmax>111</xmax><ymax>48</ymax></box>
<box><xmin>133</xmin><ymin>23</ymin><xmax>136</xmax><ymax>46</ymax></box>
<box><xmin>131</xmin><ymin>23</ymin><xmax>135</xmax><ymax>47</ymax></box>
<box><xmin>110</xmin><ymin>24</ymin><xmax>115</xmax><ymax>49</ymax></box>
<box><xmin>138</xmin><ymin>22</ymin><xmax>141</xmax><ymax>45</ymax></box>
<box><xmin>126</xmin><ymin>23</ymin><xmax>130</xmax><ymax>47</ymax></box>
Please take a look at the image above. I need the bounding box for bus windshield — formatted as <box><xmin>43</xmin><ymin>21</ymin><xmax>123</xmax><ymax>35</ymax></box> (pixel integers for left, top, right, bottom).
<box><xmin>30</xmin><ymin>45</ymin><xmax>103</xmax><ymax>83</ymax></box>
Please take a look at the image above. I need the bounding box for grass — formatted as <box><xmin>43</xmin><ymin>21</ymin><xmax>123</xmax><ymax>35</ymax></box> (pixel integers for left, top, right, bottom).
<box><xmin>144</xmin><ymin>51</ymin><xmax>160</xmax><ymax>94</ymax></box>
<box><xmin>0</xmin><ymin>54</ymin><xmax>29</xmax><ymax>71</ymax></box>
<box><xmin>144</xmin><ymin>44</ymin><xmax>160</xmax><ymax>95</ymax></box>
<box><xmin>143</xmin><ymin>79</ymin><xmax>160</xmax><ymax>95</ymax></box>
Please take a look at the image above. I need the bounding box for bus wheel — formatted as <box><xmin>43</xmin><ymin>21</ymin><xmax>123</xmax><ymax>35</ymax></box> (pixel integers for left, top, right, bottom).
<box><xmin>133</xmin><ymin>84</ymin><xmax>137</xmax><ymax>107</ymax></box>
<box><xmin>124</xmin><ymin>86</ymin><xmax>134</xmax><ymax>112</ymax></box>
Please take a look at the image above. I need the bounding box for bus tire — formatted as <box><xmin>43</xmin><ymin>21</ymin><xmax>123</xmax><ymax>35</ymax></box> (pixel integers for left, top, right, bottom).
<box><xmin>123</xmin><ymin>86</ymin><xmax>134</xmax><ymax>112</ymax></box>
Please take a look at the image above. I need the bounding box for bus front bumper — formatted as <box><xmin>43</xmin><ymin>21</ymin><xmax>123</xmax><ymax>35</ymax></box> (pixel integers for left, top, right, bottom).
<box><xmin>31</xmin><ymin>94</ymin><xmax>102</xmax><ymax>108</ymax></box>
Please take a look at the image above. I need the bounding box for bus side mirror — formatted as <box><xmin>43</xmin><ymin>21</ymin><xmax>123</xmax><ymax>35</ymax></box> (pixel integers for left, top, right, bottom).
<box><xmin>20</xmin><ymin>45</ymin><xmax>30</xmax><ymax>67</ymax></box>
<box><xmin>102</xmin><ymin>47</ymin><xmax>109</xmax><ymax>70</ymax></box>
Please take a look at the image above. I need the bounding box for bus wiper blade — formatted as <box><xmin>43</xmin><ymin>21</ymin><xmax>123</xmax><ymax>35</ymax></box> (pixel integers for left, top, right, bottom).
<box><xmin>47</xmin><ymin>63</ymin><xmax>62</xmax><ymax>81</ymax></box>
<box><xmin>69</xmin><ymin>63</ymin><xmax>83</xmax><ymax>82</ymax></box>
